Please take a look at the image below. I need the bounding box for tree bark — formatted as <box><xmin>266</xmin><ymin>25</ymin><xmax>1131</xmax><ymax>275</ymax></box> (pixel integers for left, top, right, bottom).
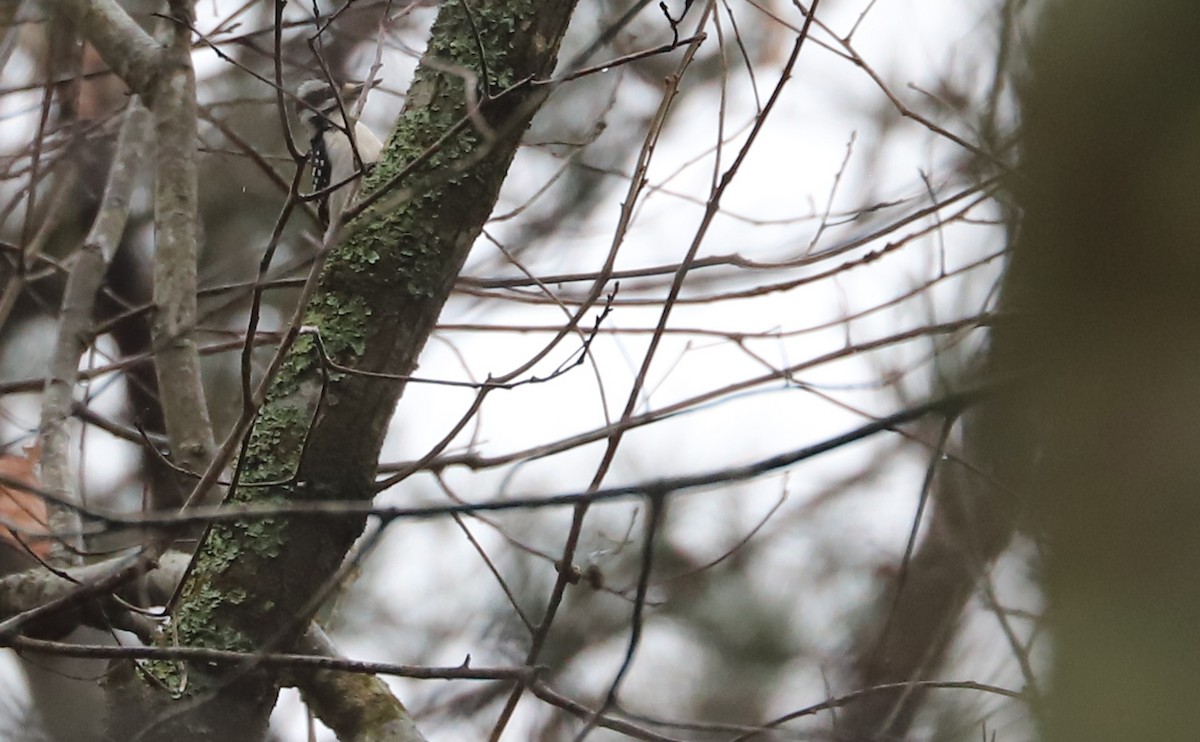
<box><xmin>110</xmin><ymin>2</ymin><xmax>579</xmax><ymax>739</ymax></box>
<box><xmin>995</xmin><ymin>2</ymin><xmax>1200</xmax><ymax>741</ymax></box>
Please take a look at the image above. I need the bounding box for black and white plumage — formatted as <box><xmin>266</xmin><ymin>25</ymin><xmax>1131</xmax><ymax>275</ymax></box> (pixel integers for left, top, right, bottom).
<box><xmin>296</xmin><ymin>79</ymin><xmax>384</xmax><ymax>227</ymax></box>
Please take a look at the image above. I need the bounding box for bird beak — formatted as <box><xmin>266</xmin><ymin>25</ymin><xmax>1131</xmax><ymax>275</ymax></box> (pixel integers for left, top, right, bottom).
<box><xmin>342</xmin><ymin>79</ymin><xmax>380</xmax><ymax>99</ymax></box>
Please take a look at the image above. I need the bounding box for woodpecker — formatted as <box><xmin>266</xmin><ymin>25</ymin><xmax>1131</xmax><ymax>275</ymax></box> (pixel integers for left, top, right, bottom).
<box><xmin>296</xmin><ymin>79</ymin><xmax>384</xmax><ymax>228</ymax></box>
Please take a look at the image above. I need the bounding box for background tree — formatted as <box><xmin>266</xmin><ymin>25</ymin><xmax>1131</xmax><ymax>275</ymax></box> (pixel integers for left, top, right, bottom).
<box><xmin>995</xmin><ymin>2</ymin><xmax>1200</xmax><ymax>741</ymax></box>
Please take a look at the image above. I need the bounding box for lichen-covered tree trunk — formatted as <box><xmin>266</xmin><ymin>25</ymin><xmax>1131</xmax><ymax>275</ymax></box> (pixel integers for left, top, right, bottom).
<box><xmin>107</xmin><ymin>3</ymin><xmax>579</xmax><ymax>739</ymax></box>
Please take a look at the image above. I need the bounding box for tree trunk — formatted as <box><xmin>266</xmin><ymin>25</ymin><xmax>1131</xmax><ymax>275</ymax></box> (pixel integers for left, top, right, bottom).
<box><xmin>997</xmin><ymin>2</ymin><xmax>1200</xmax><ymax>741</ymax></box>
<box><xmin>105</xmin><ymin>2</ymin><xmax>579</xmax><ymax>739</ymax></box>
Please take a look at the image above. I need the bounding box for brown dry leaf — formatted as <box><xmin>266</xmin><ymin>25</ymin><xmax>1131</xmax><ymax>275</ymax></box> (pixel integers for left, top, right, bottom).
<box><xmin>0</xmin><ymin>441</ymin><xmax>51</xmax><ymax>559</ymax></box>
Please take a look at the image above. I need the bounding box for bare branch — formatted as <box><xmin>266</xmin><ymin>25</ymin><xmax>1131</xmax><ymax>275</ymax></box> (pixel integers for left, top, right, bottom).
<box><xmin>40</xmin><ymin>100</ymin><xmax>151</xmax><ymax>563</ymax></box>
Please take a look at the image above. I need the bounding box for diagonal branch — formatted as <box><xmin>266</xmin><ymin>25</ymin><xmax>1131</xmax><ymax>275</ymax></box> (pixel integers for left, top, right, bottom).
<box><xmin>116</xmin><ymin>2</ymin><xmax>583</xmax><ymax>739</ymax></box>
<box><xmin>40</xmin><ymin>100</ymin><xmax>151</xmax><ymax>564</ymax></box>
<box><xmin>45</xmin><ymin>0</ymin><xmax>162</xmax><ymax>96</ymax></box>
